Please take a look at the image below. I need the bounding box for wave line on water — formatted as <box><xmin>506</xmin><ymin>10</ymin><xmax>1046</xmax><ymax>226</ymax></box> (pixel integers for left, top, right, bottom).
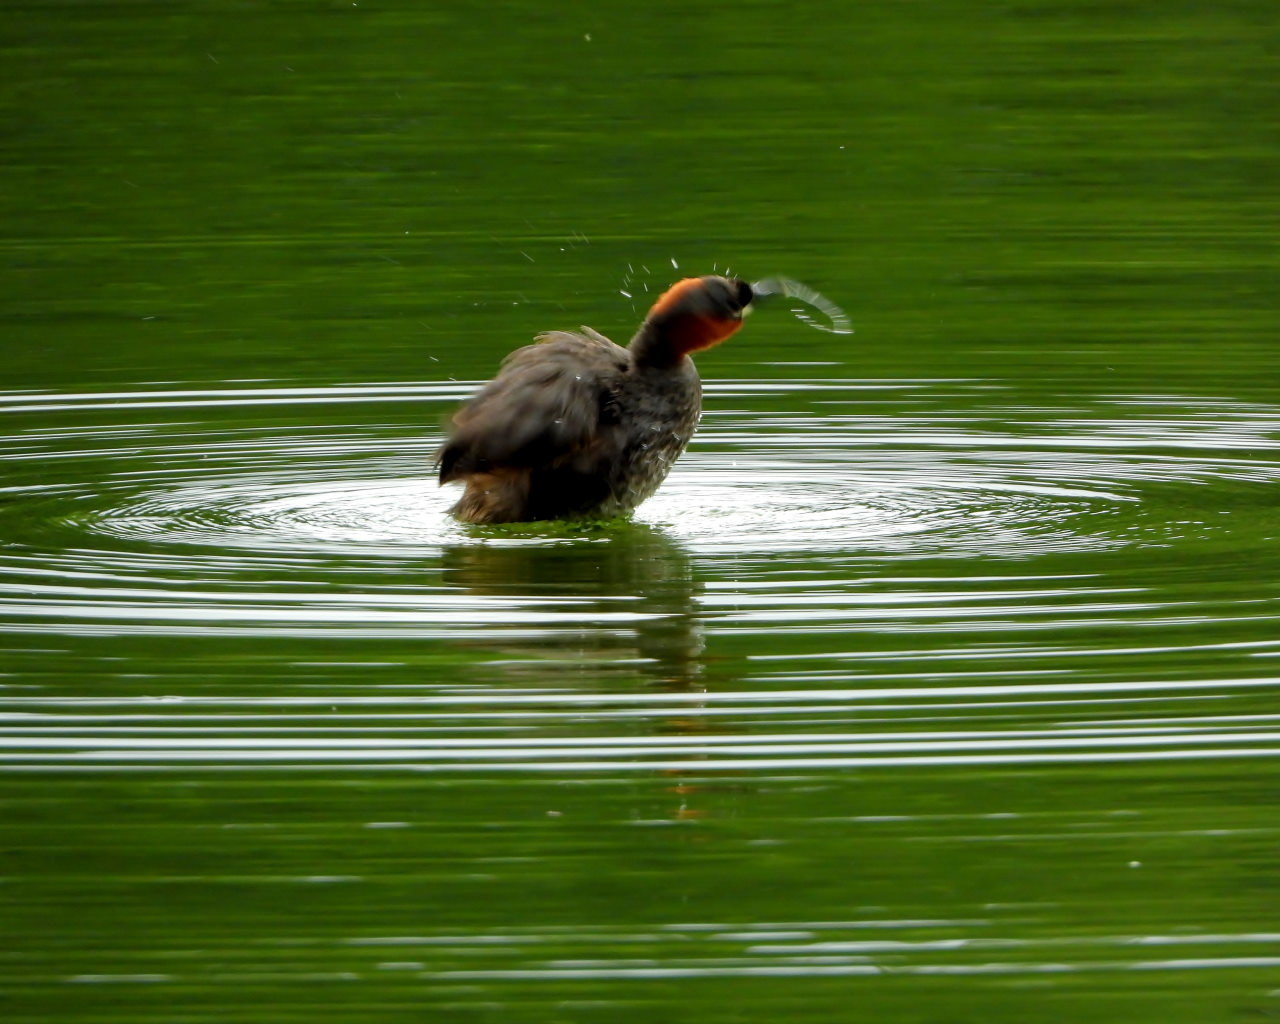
<box><xmin>3</xmin><ymin>676</ymin><xmax>1278</xmax><ymax>707</ymax></box>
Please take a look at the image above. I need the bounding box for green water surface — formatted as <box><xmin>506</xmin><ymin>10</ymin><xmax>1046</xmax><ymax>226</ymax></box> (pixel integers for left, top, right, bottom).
<box><xmin>2</xmin><ymin>2</ymin><xmax>1278</xmax><ymax>1022</ymax></box>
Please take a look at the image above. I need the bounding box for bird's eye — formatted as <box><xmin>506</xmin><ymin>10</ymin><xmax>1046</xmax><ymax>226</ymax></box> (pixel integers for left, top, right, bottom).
<box><xmin>734</xmin><ymin>279</ymin><xmax>753</xmax><ymax>309</ymax></box>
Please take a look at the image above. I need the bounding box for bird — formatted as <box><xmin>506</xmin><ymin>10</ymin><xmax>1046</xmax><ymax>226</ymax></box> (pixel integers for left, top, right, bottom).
<box><xmin>438</xmin><ymin>274</ymin><xmax>753</xmax><ymax>524</ymax></box>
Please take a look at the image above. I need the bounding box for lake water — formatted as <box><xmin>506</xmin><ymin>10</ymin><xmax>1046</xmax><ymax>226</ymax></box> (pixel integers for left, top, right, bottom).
<box><xmin>2</xmin><ymin>3</ymin><xmax>1278</xmax><ymax>1022</ymax></box>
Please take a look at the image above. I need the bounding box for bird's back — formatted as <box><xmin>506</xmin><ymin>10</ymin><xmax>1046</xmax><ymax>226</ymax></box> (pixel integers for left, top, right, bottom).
<box><xmin>439</xmin><ymin>328</ymin><xmax>699</xmax><ymax>523</ymax></box>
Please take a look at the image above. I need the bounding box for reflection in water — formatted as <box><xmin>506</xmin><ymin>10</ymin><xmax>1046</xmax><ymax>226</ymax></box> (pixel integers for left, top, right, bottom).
<box><xmin>441</xmin><ymin>525</ymin><xmax>715</xmax><ymax>816</ymax></box>
<box><xmin>441</xmin><ymin>523</ymin><xmax>704</xmax><ymax>688</ymax></box>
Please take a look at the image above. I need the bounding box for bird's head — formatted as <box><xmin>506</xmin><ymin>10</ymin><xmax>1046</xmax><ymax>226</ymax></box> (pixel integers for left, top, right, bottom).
<box><xmin>636</xmin><ymin>275</ymin><xmax>754</xmax><ymax>361</ymax></box>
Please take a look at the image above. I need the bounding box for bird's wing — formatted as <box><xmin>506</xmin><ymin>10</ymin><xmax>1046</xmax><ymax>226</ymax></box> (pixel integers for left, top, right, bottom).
<box><xmin>437</xmin><ymin>329</ymin><xmax>629</xmax><ymax>483</ymax></box>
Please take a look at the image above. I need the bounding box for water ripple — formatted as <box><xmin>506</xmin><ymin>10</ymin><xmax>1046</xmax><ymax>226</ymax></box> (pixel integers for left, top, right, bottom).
<box><xmin>344</xmin><ymin>919</ymin><xmax>1280</xmax><ymax>982</ymax></box>
<box><xmin>2</xmin><ymin>381</ymin><xmax>1275</xmax><ymax>570</ymax></box>
<box><xmin>1</xmin><ymin>379</ymin><xmax>1277</xmax><ymax>772</ymax></box>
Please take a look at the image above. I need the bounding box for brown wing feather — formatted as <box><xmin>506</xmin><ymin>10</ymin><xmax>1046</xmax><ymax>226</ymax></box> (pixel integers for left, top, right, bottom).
<box><xmin>437</xmin><ymin>329</ymin><xmax>628</xmax><ymax>484</ymax></box>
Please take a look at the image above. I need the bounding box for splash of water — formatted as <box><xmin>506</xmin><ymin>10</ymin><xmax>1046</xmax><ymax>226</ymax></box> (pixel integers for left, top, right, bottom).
<box><xmin>751</xmin><ymin>277</ymin><xmax>854</xmax><ymax>335</ymax></box>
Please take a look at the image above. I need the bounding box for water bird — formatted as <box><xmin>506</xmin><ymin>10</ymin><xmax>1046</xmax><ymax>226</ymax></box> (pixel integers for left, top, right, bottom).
<box><xmin>438</xmin><ymin>274</ymin><xmax>850</xmax><ymax>524</ymax></box>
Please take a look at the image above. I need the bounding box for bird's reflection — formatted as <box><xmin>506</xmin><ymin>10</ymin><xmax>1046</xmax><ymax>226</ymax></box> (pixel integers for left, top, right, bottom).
<box><xmin>439</xmin><ymin>521</ymin><xmax>704</xmax><ymax>689</ymax></box>
<box><xmin>441</xmin><ymin>522</ymin><xmax>736</xmax><ymax>818</ymax></box>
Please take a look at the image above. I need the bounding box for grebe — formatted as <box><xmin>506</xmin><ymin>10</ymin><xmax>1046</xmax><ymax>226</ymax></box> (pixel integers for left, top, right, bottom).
<box><xmin>438</xmin><ymin>275</ymin><xmax>752</xmax><ymax>524</ymax></box>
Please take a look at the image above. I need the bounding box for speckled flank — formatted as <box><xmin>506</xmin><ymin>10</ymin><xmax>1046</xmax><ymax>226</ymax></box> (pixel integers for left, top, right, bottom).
<box><xmin>596</xmin><ymin>363</ymin><xmax>702</xmax><ymax>517</ymax></box>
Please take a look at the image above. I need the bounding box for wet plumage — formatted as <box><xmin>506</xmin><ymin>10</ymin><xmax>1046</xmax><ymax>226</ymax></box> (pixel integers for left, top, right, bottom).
<box><xmin>438</xmin><ymin>275</ymin><xmax>753</xmax><ymax>524</ymax></box>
